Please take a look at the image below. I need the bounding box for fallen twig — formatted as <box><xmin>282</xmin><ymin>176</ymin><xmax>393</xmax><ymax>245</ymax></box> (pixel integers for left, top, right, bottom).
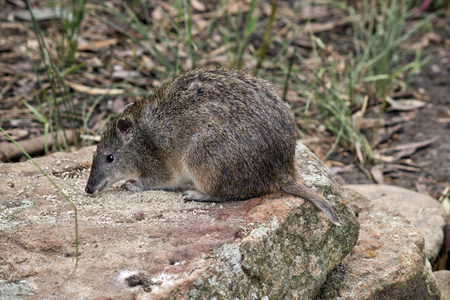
<box><xmin>0</xmin><ymin>130</ymin><xmax>77</xmax><ymax>162</ymax></box>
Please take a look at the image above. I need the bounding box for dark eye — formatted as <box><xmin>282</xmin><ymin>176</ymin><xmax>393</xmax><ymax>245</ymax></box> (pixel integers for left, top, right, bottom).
<box><xmin>106</xmin><ymin>154</ymin><xmax>115</xmax><ymax>163</ymax></box>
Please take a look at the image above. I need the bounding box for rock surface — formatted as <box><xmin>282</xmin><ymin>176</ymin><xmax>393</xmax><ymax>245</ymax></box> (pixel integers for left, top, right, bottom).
<box><xmin>316</xmin><ymin>188</ymin><xmax>441</xmax><ymax>300</ymax></box>
<box><xmin>0</xmin><ymin>142</ymin><xmax>358</xmax><ymax>299</ymax></box>
<box><xmin>434</xmin><ymin>270</ymin><xmax>450</xmax><ymax>300</ymax></box>
<box><xmin>345</xmin><ymin>184</ymin><xmax>446</xmax><ymax>263</ymax></box>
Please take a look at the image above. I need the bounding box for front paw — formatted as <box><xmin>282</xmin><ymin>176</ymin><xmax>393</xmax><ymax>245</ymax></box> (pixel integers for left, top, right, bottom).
<box><xmin>121</xmin><ymin>180</ymin><xmax>143</xmax><ymax>192</ymax></box>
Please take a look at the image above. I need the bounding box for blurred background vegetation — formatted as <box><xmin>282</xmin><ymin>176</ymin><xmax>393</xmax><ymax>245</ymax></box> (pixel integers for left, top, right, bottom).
<box><xmin>0</xmin><ymin>0</ymin><xmax>448</xmax><ymax>162</ymax></box>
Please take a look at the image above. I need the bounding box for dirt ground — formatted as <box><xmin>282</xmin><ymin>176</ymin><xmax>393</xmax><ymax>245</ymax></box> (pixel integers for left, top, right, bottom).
<box><xmin>330</xmin><ymin>63</ymin><xmax>450</xmax><ymax>199</ymax></box>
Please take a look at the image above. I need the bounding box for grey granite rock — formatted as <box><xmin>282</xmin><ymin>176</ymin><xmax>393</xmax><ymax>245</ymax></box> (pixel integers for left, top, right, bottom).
<box><xmin>433</xmin><ymin>270</ymin><xmax>450</xmax><ymax>300</ymax></box>
<box><xmin>345</xmin><ymin>184</ymin><xmax>446</xmax><ymax>263</ymax></box>
<box><xmin>316</xmin><ymin>188</ymin><xmax>441</xmax><ymax>300</ymax></box>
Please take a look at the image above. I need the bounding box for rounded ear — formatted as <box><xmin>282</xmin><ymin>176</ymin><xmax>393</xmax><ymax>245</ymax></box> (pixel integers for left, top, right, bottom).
<box><xmin>123</xmin><ymin>102</ymin><xmax>135</xmax><ymax>112</ymax></box>
<box><xmin>116</xmin><ymin>117</ymin><xmax>134</xmax><ymax>143</ymax></box>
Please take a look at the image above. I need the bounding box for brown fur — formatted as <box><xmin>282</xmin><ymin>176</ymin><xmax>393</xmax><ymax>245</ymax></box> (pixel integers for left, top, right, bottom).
<box><xmin>85</xmin><ymin>66</ymin><xmax>341</xmax><ymax>225</ymax></box>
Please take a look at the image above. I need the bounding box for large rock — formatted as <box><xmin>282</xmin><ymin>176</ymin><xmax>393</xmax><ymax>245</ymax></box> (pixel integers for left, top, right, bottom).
<box><xmin>0</xmin><ymin>142</ymin><xmax>359</xmax><ymax>299</ymax></box>
<box><xmin>433</xmin><ymin>270</ymin><xmax>450</xmax><ymax>300</ymax></box>
<box><xmin>345</xmin><ymin>184</ymin><xmax>446</xmax><ymax>263</ymax></box>
<box><xmin>316</xmin><ymin>188</ymin><xmax>441</xmax><ymax>300</ymax></box>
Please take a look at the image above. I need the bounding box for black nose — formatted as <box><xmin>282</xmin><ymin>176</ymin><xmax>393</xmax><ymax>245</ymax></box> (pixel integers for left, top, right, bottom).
<box><xmin>85</xmin><ymin>185</ymin><xmax>94</xmax><ymax>194</ymax></box>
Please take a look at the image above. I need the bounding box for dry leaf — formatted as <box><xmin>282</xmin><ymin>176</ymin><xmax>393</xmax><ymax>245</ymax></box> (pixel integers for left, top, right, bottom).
<box><xmin>385</xmin><ymin>164</ymin><xmax>421</xmax><ymax>172</ymax></box>
<box><xmin>191</xmin><ymin>0</ymin><xmax>206</xmax><ymax>11</ymax></box>
<box><xmin>228</xmin><ymin>1</ymin><xmax>249</xmax><ymax>14</ymax></box>
<box><xmin>141</xmin><ymin>55</ymin><xmax>155</xmax><ymax>70</ymax></box>
<box><xmin>0</xmin><ymin>128</ymin><xmax>29</xmax><ymax>141</ymax></box>
<box><xmin>304</xmin><ymin>17</ymin><xmax>351</xmax><ymax>33</ymax></box>
<box><xmin>11</xmin><ymin>8</ymin><xmax>68</xmax><ymax>21</ymax></box>
<box><xmin>380</xmin><ymin>137</ymin><xmax>438</xmax><ymax>153</ymax></box>
<box><xmin>374</xmin><ymin>153</ymin><xmax>395</xmax><ymax>163</ymax></box>
<box><xmin>77</xmin><ymin>39</ymin><xmax>118</xmax><ymax>51</ymax></box>
<box><xmin>386</xmin><ymin>110</ymin><xmax>418</xmax><ymax>126</ymax></box>
<box><xmin>426</xmin><ymin>32</ymin><xmax>441</xmax><ymax>43</ymax></box>
<box><xmin>81</xmin><ymin>134</ymin><xmax>101</xmax><ymax>142</ymax></box>
<box><xmin>377</xmin><ymin>137</ymin><xmax>438</xmax><ymax>162</ymax></box>
<box><xmin>112</xmin><ymin>70</ymin><xmax>140</xmax><ymax>79</ymax></box>
<box><xmin>330</xmin><ymin>164</ymin><xmax>356</xmax><ymax>175</ymax></box>
<box><xmin>373</xmin><ymin>123</ymin><xmax>404</xmax><ymax>147</ymax></box>
<box><xmin>151</xmin><ymin>6</ymin><xmax>163</xmax><ymax>22</ymax></box>
<box><xmin>370</xmin><ymin>165</ymin><xmax>384</xmax><ymax>184</ymax></box>
<box><xmin>353</xmin><ymin>112</ymin><xmax>381</xmax><ymax>129</ymax></box>
<box><xmin>386</xmin><ymin>96</ymin><xmax>426</xmax><ymax>111</ymax></box>
<box><xmin>66</xmin><ymin>81</ymin><xmax>124</xmax><ymax>95</ymax></box>
<box><xmin>438</xmin><ymin>118</ymin><xmax>450</xmax><ymax>124</ymax></box>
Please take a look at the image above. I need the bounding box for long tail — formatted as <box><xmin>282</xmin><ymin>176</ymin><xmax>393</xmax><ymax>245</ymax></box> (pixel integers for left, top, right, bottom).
<box><xmin>283</xmin><ymin>180</ymin><xmax>342</xmax><ymax>226</ymax></box>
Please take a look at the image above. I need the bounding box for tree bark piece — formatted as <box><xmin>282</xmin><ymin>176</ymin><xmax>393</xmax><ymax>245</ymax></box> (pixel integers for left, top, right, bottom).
<box><xmin>0</xmin><ymin>130</ymin><xmax>77</xmax><ymax>162</ymax></box>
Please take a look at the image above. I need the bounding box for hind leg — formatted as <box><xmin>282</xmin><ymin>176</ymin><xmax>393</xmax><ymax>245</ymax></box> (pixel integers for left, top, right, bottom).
<box><xmin>182</xmin><ymin>130</ymin><xmax>241</xmax><ymax>202</ymax></box>
<box><xmin>181</xmin><ymin>159</ymin><xmax>229</xmax><ymax>202</ymax></box>
<box><xmin>183</xmin><ymin>127</ymin><xmax>286</xmax><ymax>202</ymax></box>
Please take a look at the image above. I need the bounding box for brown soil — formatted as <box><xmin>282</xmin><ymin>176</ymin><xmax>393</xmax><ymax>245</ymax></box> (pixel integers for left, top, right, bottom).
<box><xmin>332</xmin><ymin>64</ymin><xmax>450</xmax><ymax>199</ymax></box>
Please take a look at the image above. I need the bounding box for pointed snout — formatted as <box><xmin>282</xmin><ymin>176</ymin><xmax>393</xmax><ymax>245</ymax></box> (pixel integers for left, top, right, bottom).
<box><xmin>85</xmin><ymin>179</ymin><xmax>109</xmax><ymax>194</ymax></box>
<box><xmin>85</xmin><ymin>185</ymin><xmax>95</xmax><ymax>194</ymax></box>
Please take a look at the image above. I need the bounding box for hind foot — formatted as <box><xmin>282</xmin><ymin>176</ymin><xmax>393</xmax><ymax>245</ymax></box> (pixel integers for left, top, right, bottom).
<box><xmin>183</xmin><ymin>190</ymin><xmax>226</xmax><ymax>203</ymax></box>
